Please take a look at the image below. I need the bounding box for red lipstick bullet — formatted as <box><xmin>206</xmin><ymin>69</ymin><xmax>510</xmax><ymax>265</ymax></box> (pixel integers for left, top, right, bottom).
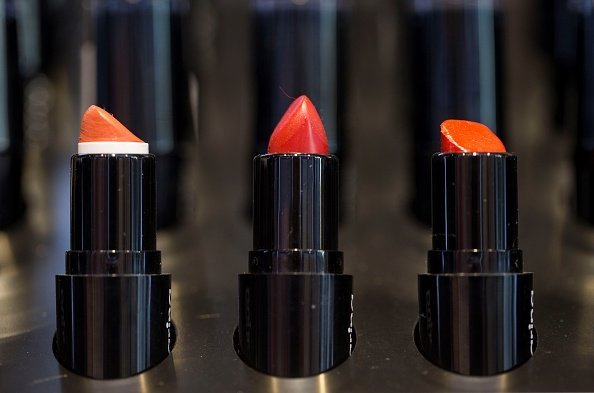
<box><xmin>416</xmin><ymin>120</ymin><xmax>535</xmax><ymax>375</ymax></box>
<box><xmin>236</xmin><ymin>96</ymin><xmax>354</xmax><ymax>377</ymax></box>
<box><xmin>54</xmin><ymin>106</ymin><xmax>175</xmax><ymax>379</ymax></box>
<box><xmin>267</xmin><ymin>95</ymin><xmax>329</xmax><ymax>154</ymax></box>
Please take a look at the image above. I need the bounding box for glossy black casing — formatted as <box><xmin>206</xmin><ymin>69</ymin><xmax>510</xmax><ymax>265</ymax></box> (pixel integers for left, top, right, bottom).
<box><xmin>237</xmin><ymin>154</ymin><xmax>354</xmax><ymax>377</ymax></box>
<box><xmin>417</xmin><ymin>153</ymin><xmax>536</xmax><ymax>375</ymax></box>
<box><xmin>54</xmin><ymin>154</ymin><xmax>175</xmax><ymax>379</ymax></box>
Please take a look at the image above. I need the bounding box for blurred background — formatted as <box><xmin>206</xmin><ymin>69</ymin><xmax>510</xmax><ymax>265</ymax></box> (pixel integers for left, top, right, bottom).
<box><xmin>1</xmin><ymin>0</ymin><xmax>594</xmax><ymax>391</ymax></box>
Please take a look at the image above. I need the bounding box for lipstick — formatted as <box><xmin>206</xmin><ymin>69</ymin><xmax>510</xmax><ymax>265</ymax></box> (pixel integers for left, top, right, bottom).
<box><xmin>236</xmin><ymin>96</ymin><xmax>354</xmax><ymax>378</ymax></box>
<box><xmin>54</xmin><ymin>106</ymin><xmax>175</xmax><ymax>379</ymax></box>
<box><xmin>416</xmin><ymin>120</ymin><xmax>535</xmax><ymax>375</ymax></box>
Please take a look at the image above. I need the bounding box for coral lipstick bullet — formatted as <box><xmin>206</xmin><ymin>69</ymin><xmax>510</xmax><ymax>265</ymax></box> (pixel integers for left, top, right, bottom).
<box><xmin>79</xmin><ymin>105</ymin><xmax>143</xmax><ymax>143</ymax></box>
<box><xmin>440</xmin><ymin>119</ymin><xmax>506</xmax><ymax>153</ymax></box>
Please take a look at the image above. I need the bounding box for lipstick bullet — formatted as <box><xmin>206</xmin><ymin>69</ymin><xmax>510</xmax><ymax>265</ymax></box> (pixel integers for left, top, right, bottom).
<box><xmin>236</xmin><ymin>96</ymin><xmax>354</xmax><ymax>378</ymax></box>
<box><xmin>54</xmin><ymin>106</ymin><xmax>175</xmax><ymax>379</ymax></box>
<box><xmin>416</xmin><ymin>120</ymin><xmax>535</xmax><ymax>375</ymax></box>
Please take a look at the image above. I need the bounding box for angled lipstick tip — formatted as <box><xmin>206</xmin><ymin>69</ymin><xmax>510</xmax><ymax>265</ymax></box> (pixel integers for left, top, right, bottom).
<box><xmin>440</xmin><ymin>119</ymin><xmax>506</xmax><ymax>153</ymax></box>
<box><xmin>80</xmin><ymin>105</ymin><xmax>144</xmax><ymax>143</ymax></box>
<box><xmin>267</xmin><ymin>95</ymin><xmax>329</xmax><ymax>154</ymax></box>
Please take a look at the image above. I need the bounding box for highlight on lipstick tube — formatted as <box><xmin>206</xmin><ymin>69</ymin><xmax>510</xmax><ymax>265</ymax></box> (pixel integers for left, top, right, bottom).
<box><xmin>415</xmin><ymin>120</ymin><xmax>536</xmax><ymax>376</ymax></box>
<box><xmin>53</xmin><ymin>106</ymin><xmax>176</xmax><ymax>379</ymax></box>
<box><xmin>236</xmin><ymin>96</ymin><xmax>355</xmax><ymax>378</ymax></box>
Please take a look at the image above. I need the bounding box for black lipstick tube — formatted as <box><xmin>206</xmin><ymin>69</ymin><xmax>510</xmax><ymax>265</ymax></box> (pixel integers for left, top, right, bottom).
<box><xmin>0</xmin><ymin>1</ymin><xmax>26</xmax><ymax>229</ymax></box>
<box><xmin>416</xmin><ymin>153</ymin><xmax>535</xmax><ymax>375</ymax></box>
<box><xmin>54</xmin><ymin>154</ymin><xmax>175</xmax><ymax>379</ymax></box>
<box><xmin>575</xmin><ymin>1</ymin><xmax>594</xmax><ymax>225</ymax></box>
<box><xmin>236</xmin><ymin>154</ymin><xmax>354</xmax><ymax>377</ymax></box>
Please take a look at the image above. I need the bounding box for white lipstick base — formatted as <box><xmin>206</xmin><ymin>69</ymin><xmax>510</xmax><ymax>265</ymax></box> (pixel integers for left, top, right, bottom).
<box><xmin>78</xmin><ymin>142</ymin><xmax>149</xmax><ymax>155</ymax></box>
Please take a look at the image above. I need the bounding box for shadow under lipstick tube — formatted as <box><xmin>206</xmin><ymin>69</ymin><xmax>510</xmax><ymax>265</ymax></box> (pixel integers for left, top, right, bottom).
<box><xmin>236</xmin><ymin>153</ymin><xmax>354</xmax><ymax>377</ymax></box>
<box><xmin>416</xmin><ymin>153</ymin><xmax>535</xmax><ymax>375</ymax></box>
<box><xmin>54</xmin><ymin>153</ymin><xmax>175</xmax><ymax>379</ymax></box>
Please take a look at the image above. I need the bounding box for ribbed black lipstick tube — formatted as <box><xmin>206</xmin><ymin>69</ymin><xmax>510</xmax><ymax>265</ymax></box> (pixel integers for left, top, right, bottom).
<box><xmin>416</xmin><ymin>153</ymin><xmax>535</xmax><ymax>375</ymax></box>
<box><xmin>54</xmin><ymin>154</ymin><xmax>175</xmax><ymax>379</ymax></box>
<box><xmin>237</xmin><ymin>154</ymin><xmax>354</xmax><ymax>377</ymax></box>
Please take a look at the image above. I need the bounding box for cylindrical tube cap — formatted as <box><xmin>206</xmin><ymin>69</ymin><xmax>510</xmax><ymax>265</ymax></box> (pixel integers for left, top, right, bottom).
<box><xmin>54</xmin><ymin>273</ymin><xmax>175</xmax><ymax>379</ymax></box>
<box><xmin>70</xmin><ymin>154</ymin><xmax>156</xmax><ymax>251</ymax></box>
<box><xmin>236</xmin><ymin>272</ymin><xmax>354</xmax><ymax>377</ymax></box>
<box><xmin>417</xmin><ymin>272</ymin><xmax>535</xmax><ymax>375</ymax></box>
<box><xmin>431</xmin><ymin>153</ymin><xmax>518</xmax><ymax>251</ymax></box>
<box><xmin>252</xmin><ymin>154</ymin><xmax>339</xmax><ymax>250</ymax></box>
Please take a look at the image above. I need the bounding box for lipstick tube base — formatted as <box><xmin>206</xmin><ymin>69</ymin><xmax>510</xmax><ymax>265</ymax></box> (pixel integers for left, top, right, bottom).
<box><xmin>54</xmin><ymin>274</ymin><xmax>175</xmax><ymax>379</ymax></box>
<box><xmin>416</xmin><ymin>272</ymin><xmax>535</xmax><ymax>375</ymax></box>
<box><xmin>236</xmin><ymin>273</ymin><xmax>355</xmax><ymax>378</ymax></box>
